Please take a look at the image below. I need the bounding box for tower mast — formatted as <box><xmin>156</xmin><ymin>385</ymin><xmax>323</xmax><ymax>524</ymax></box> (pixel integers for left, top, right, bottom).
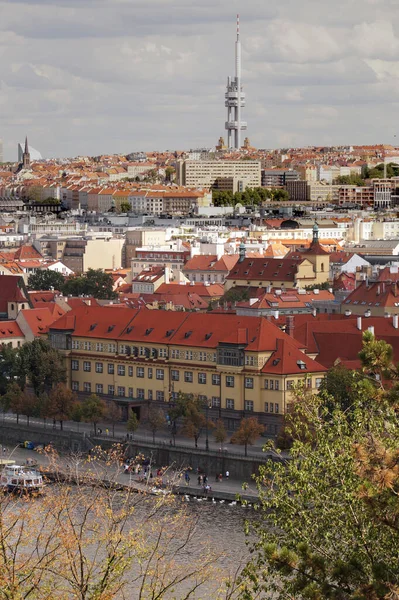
<box><xmin>224</xmin><ymin>15</ymin><xmax>247</xmax><ymax>149</ymax></box>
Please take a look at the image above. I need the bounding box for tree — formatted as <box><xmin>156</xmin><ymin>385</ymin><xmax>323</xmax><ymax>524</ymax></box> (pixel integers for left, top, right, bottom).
<box><xmin>0</xmin><ymin>346</ymin><xmax>23</xmax><ymax>395</ymax></box>
<box><xmin>146</xmin><ymin>406</ymin><xmax>165</xmax><ymax>444</ymax></box>
<box><xmin>62</xmin><ymin>269</ymin><xmax>117</xmax><ymax>300</ymax></box>
<box><xmin>242</xmin><ymin>333</ymin><xmax>399</xmax><ymax>600</ymax></box>
<box><xmin>127</xmin><ymin>411</ymin><xmax>139</xmax><ymax>438</ymax></box>
<box><xmin>81</xmin><ymin>394</ymin><xmax>106</xmax><ymax>434</ymax></box>
<box><xmin>180</xmin><ymin>398</ymin><xmax>207</xmax><ymax>449</ymax></box>
<box><xmin>19</xmin><ymin>338</ymin><xmax>66</xmax><ymax>397</ymax></box>
<box><xmin>21</xmin><ymin>390</ymin><xmax>38</xmax><ymax>426</ymax></box>
<box><xmin>3</xmin><ymin>382</ymin><xmax>25</xmax><ymax>424</ymax></box>
<box><xmin>165</xmin><ymin>166</ymin><xmax>175</xmax><ymax>181</ymax></box>
<box><xmin>28</xmin><ymin>269</ymin><xmax>65</xmax><ymax>291</ymax></box>
<box><xmin>230</xmin><ymin>417</ymin><xmax>264</xmax><ymax>456</ymax></box>
<box><xmin>69</xmin><ymin>401</ymin><xmax>83</xmax><ymax>431</ymax></box>
<box><xmin>106</xmin><ymin>401</ymin><xmax>120</xmax><ymax>437</ymax></box>
<box><xmin>120</xmin><ymin>202</ymin><xmax>131</xmax><ymax>213</ymax></box>
<box><xmin>334</xmin><ymin>174</ymin><xmax>365</xmax><ymax>186</ymax></box>
<box><xmin>49</xmin><ymin>384</ymin><xmax>75</xmax><ymax>430</ymax></box>
<box><xmin>214</xmin><ymin>419</ymin><xmax>227</xmax><ymax>444</ymax></box>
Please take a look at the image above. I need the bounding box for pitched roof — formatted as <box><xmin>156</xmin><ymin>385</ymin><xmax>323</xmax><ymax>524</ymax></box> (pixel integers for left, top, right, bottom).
<box><xmin>0</xmin><ymin>275</ymin><xmax>30</xmax><ymax>314</ymax></box>
<box><xmin>343</xmin><ymin>281</ymin><xmax>399</xmax><ymax>309</ymax></box>
<box><xmin>155</xmin><ymin>282</ymin><xmax>224</xmax><ymax>298</ymax></box>
<box><xmin>0</xmin><ymin>321</ymin><xmax>24</xmax><ymax>339</ymax></box>
<box><xmin>13</xmin><ymin>245</ymin><xmax>43</xmax><ymax>261</ymax></box>
<box><xmin>183</xmin><ymin>254</ymin><xmax>238</xmax><ymax>272</ymax></box>
<box><xmin>262</xmin><ymin>338</ymin><xmax>326</xmax><ymax>375</ymax></box>
<box><xmin>20</xmin><ymin>308</ymin><xmax>64</xmax><ymax>337</ymax></box>
<box><xmin>226</xmin><ymin>257</ymin><xmax>302</xmax><ymax>283</ymax></box>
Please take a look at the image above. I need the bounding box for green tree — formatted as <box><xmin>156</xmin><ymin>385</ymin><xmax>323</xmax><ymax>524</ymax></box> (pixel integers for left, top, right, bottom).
<box><xmin>230</xmin><ymin>417</ymin><xmax>264</xmax><ymax>456</ymax></box>
<box><xmin>19</xmin><ymin>338</ymin><xmax>66</xmax><ymax>397</ymax></box>
<box><xmin>21</xmin><ymin>391</ymin><xmax>38</xmax><ymax>426</ymax></box>
<box><xmin>165</xmin><ymin>166</ymin><xmax>175</xmax><ymax>182</ymax></box>
<box><xmin>146</xmin><ymin>406</ymin><xmax>165</xmax><ymax>444</ymax></box>
<box><xmin>242</xmin><ymin>333</ymin><xmax>399</xmax><ymax>600</ymax></box>
<box><xmin>120</xmin><ymin>202</ymin><xmax>131</xmax><ymax>213</ymax></box>
<box><xmin>28</xmin><ymin>269</ymin><xmax>66</xmax><ymax>291</ymax></box>
<box><xmin>0</xmin><ymin>346</ymin><xmax>23</xmax><ymax>395</ymax></box>
<box><xmin>81</xmin><ymin>394</ymin><xmax>107</xmax><ymax>434</ymax></box>
<box><xmin>334</xmin><ymin>174</ymin><xmax>365</xmax><ymax>186</ymax></box>
<box><xmin>69</xmin><ymin>401</ymin><xmax>83</xmax><ymax>430</ymax></box>
<box><xmin>49</xmin><ymin>383</ymin><xmax>76</xmax><ymax>431</ymax></box>
<box><xmin>62</xmin><ymin>269</ymin><xmax>117</xmax><ymax>300</ymax></box>
<box><xmin>127</xmin><ymin>412</ymin><xmax>139</xmax><ymax>438</ymax></box>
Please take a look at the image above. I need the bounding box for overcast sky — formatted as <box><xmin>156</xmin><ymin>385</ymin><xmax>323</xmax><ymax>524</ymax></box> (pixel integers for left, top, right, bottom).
<box><xmin>1</xmin><ymin>0</ymin><xmax>399</xmax><ymax>159</ymax></box>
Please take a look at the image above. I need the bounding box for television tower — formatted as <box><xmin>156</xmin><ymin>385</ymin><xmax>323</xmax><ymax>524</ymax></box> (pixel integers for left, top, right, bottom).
<box><xmin>225</xmin><ymin>14</ymin><xmax>247</xmax><ymax>149</ymax></box>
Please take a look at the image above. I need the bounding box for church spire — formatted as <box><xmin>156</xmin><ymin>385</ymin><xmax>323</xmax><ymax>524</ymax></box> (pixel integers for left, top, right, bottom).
<box><xmin>24</xmin><ymin>136</ymin><xmax>29</xmax><ymax>155</ymax></box>
<box><xmin>312</xmin><ymin>221</ymin><xmax>319</xmax><ymax>244</ymax></box>
<box><xmin>22</xmin><ymin>135</ymin><xmax>30</xmax><ymax>169</ymax></box>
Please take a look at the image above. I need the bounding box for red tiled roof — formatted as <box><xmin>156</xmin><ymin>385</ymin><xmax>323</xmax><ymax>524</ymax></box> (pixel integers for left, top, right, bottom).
<box><xmin>20</xmin><ymin>308</ymin><xmax>63</xmax><ymax>337</ymax></box>
<box><xmin>226</xmin><ymin>257</ymin><xmax>302</xmax><ymax>283</ymax></box>
<box><xmin>155</xmin><ymin>283</ymin><xmax>224</xmax><ymax>298</ymax></box>
<box><xmin>183</xmin><ymin>254</ymin><xmax>238</xmax><ymax>272</ymax></box>
<box><xmin>13</xmin><ymin>245</ymin><xmax>43</xmax><ymax>261</ymax></box>
<box><xmin>262</xmin><ymin>338</ymin><xmax>326</xmax><ymax>375</ymax></box>
<box><xmin>0</xmin><ymin>321</ymin><xmax>24</xmax><ymax>339</ymax></box>
<box><xmin>343</xmin><ymin>281</ymin><xmax>399</xmax><ymax>309</ymax></box>
<box><xmin>0</xmin><ymin>275</ymin><xmax>30</xmax><ymax>314</ymax></box>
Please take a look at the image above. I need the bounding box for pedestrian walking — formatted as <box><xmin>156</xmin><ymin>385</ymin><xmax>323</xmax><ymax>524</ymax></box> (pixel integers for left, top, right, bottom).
<box><xmin>225</xmin><ymin>470</ymin><xmax>230</xmax><ymax>480</ymax></box>
<box><xmin>218</xmin><ymin>473</ymin><xmax>223</xmax><ymax>483</ymax></box>
<box><xmin>106</xmin><ymin>428</ymin><xmax>109</xmax><ymax>436</ymax></box>
<box><xmin>185</xmin><ymin>472</ymin><xmax>190</xmax><ymax>485</ymax></box>
<box><xmin>197</xmin><ymin>475</ymin><xmax>202</xmax><ymax>486</ymax></box>
<box><xmin>203</xmin><ymin>474</ymin><xmax>208</xmax><ymax>485</ymax></box>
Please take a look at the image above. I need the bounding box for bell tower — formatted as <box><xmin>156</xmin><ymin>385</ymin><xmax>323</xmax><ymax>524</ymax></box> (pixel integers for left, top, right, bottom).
<box><xmin>22</xmin><ymin>136</ymin><xmax>30</xmax><ymax>170</ymax></box>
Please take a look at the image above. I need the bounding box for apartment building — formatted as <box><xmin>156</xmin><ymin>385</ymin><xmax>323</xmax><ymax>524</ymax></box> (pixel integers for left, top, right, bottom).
<box><xmin>48</xmin><ymin>306</ymin><xmax>326</xmax><ymax>434</ymax></box>
<box><xmin>176</xmin><ymin>160</ymin><xmax>261</xmax><ymax>189</ymax></box>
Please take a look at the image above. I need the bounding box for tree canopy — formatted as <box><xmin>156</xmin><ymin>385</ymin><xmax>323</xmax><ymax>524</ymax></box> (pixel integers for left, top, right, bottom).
<box><xmin>62</xmin><ymin>269</ymin><xmax>117</xmax><ymax>299</ymax></box>
<box><xmin>28</xmin><ymin>269</ymin><xmax>66</xmax><ymax>291</ymax></box>
<box><xmin>242</xmin><ymin>332</ymin><xmax>399</xmax><ymax>599</ymax></box>
<box><xmin>212</xmin><ymin>187</ymin><xmax>289</xmax><ymax>207</ymax></box>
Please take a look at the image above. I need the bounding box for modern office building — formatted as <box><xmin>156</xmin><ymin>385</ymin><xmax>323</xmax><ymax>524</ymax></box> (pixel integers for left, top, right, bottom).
<box><xmin>176</xmin><ymin>159</ymin><xmax>261</xmax><ymax>189</ymax></box>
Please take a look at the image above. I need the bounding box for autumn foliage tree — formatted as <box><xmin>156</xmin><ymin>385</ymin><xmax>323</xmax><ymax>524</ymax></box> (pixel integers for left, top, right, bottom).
<box><xmin>231</xmin><ymin>417</ymin><xmax>264</xmax><ymax>456</ymax></box>
<box><xmin>49</xmin><ymin>383</ymin><xmax>76</xmax><ymax>430</ymax></box>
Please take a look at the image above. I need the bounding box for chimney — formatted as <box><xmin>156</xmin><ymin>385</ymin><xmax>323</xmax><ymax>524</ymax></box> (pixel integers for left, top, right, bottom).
<box><xmin>393</xmin><ymin>315</ymin><xmax>399</xmax><ymax>329</ymax></box>
<box><xmin>286</xmin><ymin>315</ymin><xmax>294</xmax><ymax>337</ymax></box>
<box><xmin>357</xmin><ymin>316</ymin><xmax>362</xmax><ymax>330</ymax></box>
<box><xmin>274</xmin><ymin>310</ymin><xmax>279</xmax><ymax>320</ymax></box>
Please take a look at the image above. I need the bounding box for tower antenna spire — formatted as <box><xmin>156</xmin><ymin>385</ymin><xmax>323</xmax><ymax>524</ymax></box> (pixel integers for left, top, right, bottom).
<box><xmin>237</xmin><ymin>13</ymin><xmax>240</xmax><ymax>40</ymax></box>
<box><xmin>225</xmin><ymin>15</ymin><xmax>247</xmax><ymax>149</ymax></box>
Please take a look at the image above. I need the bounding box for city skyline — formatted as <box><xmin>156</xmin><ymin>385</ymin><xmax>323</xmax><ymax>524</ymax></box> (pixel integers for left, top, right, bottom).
<box><xmin>1</xmin><ymin>0</ymin><xmax>399</xmax><ymax>159</ymax></box>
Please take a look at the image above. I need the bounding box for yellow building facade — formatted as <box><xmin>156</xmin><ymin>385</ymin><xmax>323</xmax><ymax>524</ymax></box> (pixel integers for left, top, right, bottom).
<box><xmin>48</xmin><ymin>307</ymin><xmax>326</xmax><ymax>435</ymax></box>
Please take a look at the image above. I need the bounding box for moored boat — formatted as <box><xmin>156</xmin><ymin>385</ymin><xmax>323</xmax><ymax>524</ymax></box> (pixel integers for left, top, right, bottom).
<box><xmin>0</xmin><ymin>464</ymin><xmax>44</xmax><ymax>494</ymax></box>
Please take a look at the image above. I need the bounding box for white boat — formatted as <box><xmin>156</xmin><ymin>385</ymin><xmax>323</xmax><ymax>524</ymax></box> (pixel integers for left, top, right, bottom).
<box><xmin>0</xmin><ymin>464</ymin><xmax>44</xmax><ymax>494</ymax></box>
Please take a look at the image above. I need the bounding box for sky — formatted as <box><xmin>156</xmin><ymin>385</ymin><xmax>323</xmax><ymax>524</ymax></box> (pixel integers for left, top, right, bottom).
<box><xmin>1</xmin><ymin>0</ymin><xmax>399</xmax><ymax>159</ymax></box>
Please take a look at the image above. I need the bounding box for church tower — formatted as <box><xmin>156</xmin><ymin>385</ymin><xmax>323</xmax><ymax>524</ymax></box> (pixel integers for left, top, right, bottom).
<box><xmin>304</xmin><ymin>222</ymin><xmax>330</xmax><ymax>284</ymax></box>
<box><xmin>22</xmin><ymin>136</ymin><xmax>30</xmax><ymax>170</ymax></box>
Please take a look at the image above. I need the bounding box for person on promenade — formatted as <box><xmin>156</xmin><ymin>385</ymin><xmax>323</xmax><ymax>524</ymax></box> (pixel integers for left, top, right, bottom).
<box><xmin>225</xmin><ymin>470</ymin><xmax>229</xmax><ymax>480</ymax></box>
<box><xmin>197</xmin><ymin>474</ymin><xmax>202</xmax><ymax>486</ymax></box>
<box><xmin>218</xmin><ymin>473</ymin><xmax>223</xmax><ymax>482</ymax></box>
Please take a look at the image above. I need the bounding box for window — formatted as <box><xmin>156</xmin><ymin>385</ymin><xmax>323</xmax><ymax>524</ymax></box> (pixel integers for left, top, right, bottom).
<box><xmin>156</xmin><ymin>391</ymin><xmax>165</xmax><ymax>402</ymax></box>
<box><xmin>137</xmin><ymin>367</ymin><xmax>144</xmax><ymax>378</ymax></box>
<box><xmin>184</xmin><ymin>371</ymin><xmax>193</xmax><ymax>383</ymax></box>
<box><xmin>198</xmin><ymin>373</ymin><xmax>207</xmax><ymax>384</ymax></box>
<box><xmin>108</xmin><ymin>385</ymin><xmax>115</xmax><ymax>396</ymax></box>
<box><xmin>245</xmin><ymin>355</ymin><xmax>255</xmax><ymax>366</ymax></box>
<box><xmin>226</xmin><ymin>398</ymin><xmax>235</xmax><ymax>410</ymax></box>
<box><xmin>95</xmin><ymin>362</ymin><xmax>103</xmax><ymax>373</ymax></box>
<box><xmin>159</xmin><ymin>348</ymin><xmax>167</xmax><ymax>358</ymax></box>
<box><xmin>218</xmin><ymin>347</ymin><xmax>243</xmax><ymax>367</ymax></box>
<box><xmin>307</xmin><ymin>378</ymin><xmax>312</xmax><ymax>388</ymax></box>
<box><xmin>72</xmin><ymin>340</ymin><xmax>79</xmax><ymax>349</ymax></box>
<box><xmin>84</xmin><ymin>382</ymin><xmax>91</xmax><ymax>393</ymax></box>
<box><xmin>270</xmin><ymin>380</ymin><xmax>274</xmax><ymax>390</ymax></box>
<box><xmin>212</xmin><ymin>396</ymin><xmax>221</xmax><ymax>408</ymax></box>
<box><xmin>108</xmin><ymin>343</ymin><xmax>116</xmax><ymax>353</ymax></box>
<box><xmin>286</xmin><ymin>380</ymin><xmax>294</xmax><ymax>390</ymax></box>
<box><xmin>148</xmin><ymin>390</ymin><xmax>153</xmax><ymax>400</ymax></box>
<box><xmin>264</xmin><ymin>402</ymin><xmax>269</xmax><ymax>412</ymax></box>
<box><xmin>316</xmin><ymin>378</ymin><xmax>323</xmax><ymax>389</ymax></box>
<box><xmin>119</xmin><ymin>344</ymin><xmax>126</xmax><ymax>355</ymax></box>
<box><xmin>128</xmin><ymin>366</ymin><xmax>133</xmax><ymax>377</ymax></box>
<box><xmin>108</xmin><ymin>363</ymin><xmax>115</xmax><ymax>375</ymax></box>
<box><xmin>96</xmin><ymin>342</ymin><xmax>103</xmax><ymax>352</ymax></box>
<box><xmin>245</xmin><ymin>377</ymin><xmax>254</xmax><ymax>389</ymax></box>
<box><xmin>226</xmin><ymin>375</ymin><xmax>235</xmax><ymax>388</ymax></box>
<box><xmin>137</xmin><ymin>388</ymin><xmax>145</xmax><ymax>400</ymax></box>
<box><xmin>264</xmin><ymin>379</ymin><xmax>268</xmax><ymax>389</ymax></box>
<box><xmin>148</xmin><ymin>368</ymin><xmax>153</xmax><ymax>379</ymax></box>
<box><xmin>270</xmin><ymin>403</ymin><xmax>274</xmax><ymax>413</ymax></box>
<box><xmin>71</xmin><ymin>360</ymin><xmax>79</xmax><ymax>371</ymax></box>
<box><xmin>117</xmin><ymin>386</ymin><xmax>125</xmax><ymax>397</ymax></box>
<box><xmin>199</xmin><ymin>351</ymin><xmax>207</xmax><ymax>362</ymax></box>
<box><xmin>96</xmin><ymin>383</ymin><xmax>103</xmax><ymax>394</ymax></box>
<box><xmin>185</xmin><ymin>350</ymin><xmax>193</xmax><ymax>360</ymax></box>
<box><xmin>83</xmin><ymin>341</ymin><xmax>91</xmax><ymax>351</ymax></box>
<box><xmin>139</xmin><ymin>346</ymin><xmax>146</xmax><ymax>356</ymax></box>
<box><xmin>245</xmin><ymin>400</ymin><xmax>254</xmax><ymax>411</ymax></box>
<box><xmin>83</xmin><ymin>361</ymin><xmax>91</xmax><ymax>372</ymax></box>
<box><xmin>212</xmin><ymin>373</ymin><xmax>221</xmax><ymax>386</ymax></box>
<box><xmin>171</xmin><ymin>369</ymin><xmax>179</xmax><ymax>381</ymax></box>
<box><xmin>275</xmin><ymin>403</ymin><xmax>279</xmax><ymax>414</ymax></box>
<box><xmin>275</xmin><ymin>380</ymin><xmax>279</xmax><ymax>391</ymax></box>
<box><xmin>72</xmin><ymin>381</ymin><xmax>79</xmax><ymax>391</ymax></box>
<box><xmin>171</xmin><ymin>349</ymin><xmax>179</xmax><ymax>359</ymax></box>
<box><xmin>128</xmin><ymin>387</ymin><xmax>133</xmax><ymax>397</ymax></box>
<box><xmin>156</xmin><ymin>369</ymin><xmax>164</xmax><ymax>380</ymax></box>
<box><xmin>117</xmin><ymin>365</ymin><xmax>125</xmax><ymax>376</ymax></box>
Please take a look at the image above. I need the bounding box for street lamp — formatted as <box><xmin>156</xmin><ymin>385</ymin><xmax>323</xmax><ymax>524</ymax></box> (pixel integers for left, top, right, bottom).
<box><xmin>205</xmin><ymin>398</ymin><xmax>212</xmax><ymax>452</ymax></box>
